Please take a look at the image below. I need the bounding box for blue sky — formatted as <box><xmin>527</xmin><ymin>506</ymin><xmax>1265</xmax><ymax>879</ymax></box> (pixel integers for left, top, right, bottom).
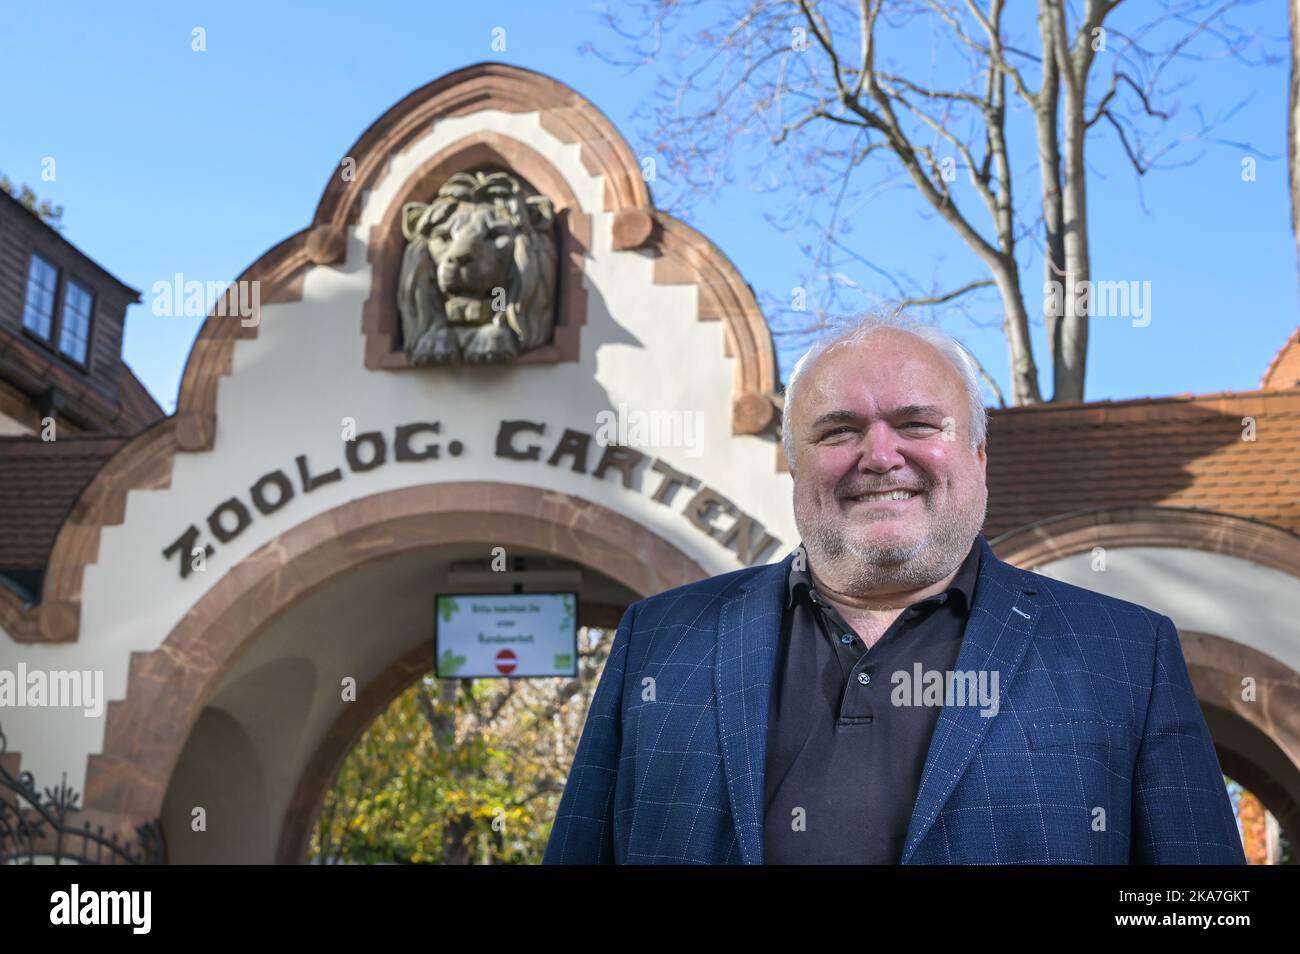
<box><xmin>2</xmin><ymin>0</ymin><xmax>1295</xmax><ymax>413</ymax></box>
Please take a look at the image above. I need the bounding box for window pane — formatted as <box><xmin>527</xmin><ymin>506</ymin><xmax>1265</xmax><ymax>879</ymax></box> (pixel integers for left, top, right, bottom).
<box><xmin>58</xmin><ymin>278</ymin><xmax>94</xmax><ymax>364</ymax></box>
<box><xmin>21</xmin><ymin>254</ymin><xmax>59</xmax><ymax>340</ymax></box>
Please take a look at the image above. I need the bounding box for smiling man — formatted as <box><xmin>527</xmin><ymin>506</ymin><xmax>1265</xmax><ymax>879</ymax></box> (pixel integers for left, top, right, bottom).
<box><xmin>544</xmin><ymin>311</ymin><xmax>1245</xmax><ymax>865</ymax></box>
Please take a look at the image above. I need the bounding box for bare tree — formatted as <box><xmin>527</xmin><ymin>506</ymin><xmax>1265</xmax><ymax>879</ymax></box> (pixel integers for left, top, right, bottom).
<box><xmin>593</xmin><ymin>0</ymin><xmax>1272</xmax><ymax>405</ymax></box>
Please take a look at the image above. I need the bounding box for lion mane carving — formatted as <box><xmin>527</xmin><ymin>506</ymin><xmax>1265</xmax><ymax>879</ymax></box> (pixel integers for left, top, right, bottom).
<box><xmin>396</xmin><ymin>169</ymin><xmax>558</xmax><ymax>365</ymax></box>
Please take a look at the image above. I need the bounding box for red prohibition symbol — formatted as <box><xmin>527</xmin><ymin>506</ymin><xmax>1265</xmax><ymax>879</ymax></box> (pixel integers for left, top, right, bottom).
<box><xmin>495</xmin><ymin>649</ymin><xmax>518</xmax><ymax>675</ymax></box>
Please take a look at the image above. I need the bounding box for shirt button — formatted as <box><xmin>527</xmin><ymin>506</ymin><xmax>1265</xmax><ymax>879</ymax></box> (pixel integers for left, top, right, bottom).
<box><xmin>839</xmin><ymin>633</ymin><xmax>854</xmax><ymax>645</ymax></box>
<box><xmin>857</xmin><ymin>672</ymin><xmax>871</xmax><ymax>685</ymax></box>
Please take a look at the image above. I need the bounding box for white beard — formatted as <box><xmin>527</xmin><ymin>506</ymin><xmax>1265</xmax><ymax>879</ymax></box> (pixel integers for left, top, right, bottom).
<box><xmin>795</xmin><ymin>488</ymin><xmax>987</xmax><ymax>597</ymax></box>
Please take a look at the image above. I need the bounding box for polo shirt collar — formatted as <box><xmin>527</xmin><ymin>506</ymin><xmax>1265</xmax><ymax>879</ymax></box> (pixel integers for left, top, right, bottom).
<box><xmin>786</xmin><ymin>533</ymin><xmax>983</xmax><ymax>616</ymax></box>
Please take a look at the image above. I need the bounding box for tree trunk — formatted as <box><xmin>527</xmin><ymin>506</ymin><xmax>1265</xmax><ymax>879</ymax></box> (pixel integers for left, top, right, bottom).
<box><xmin>1036</xmin><ymin>0</ymin><xmax>1068</xmax><ymax>398</ymax></box>
<box><xmin>988</xmin><ymin>257</ymin><xmax>1042</xmax><ymax>406</ymax></box>
<box><xmin>1049</xmin><ymin>0</ymin><xmax>1098</xmax><ymax>403</ymax></box>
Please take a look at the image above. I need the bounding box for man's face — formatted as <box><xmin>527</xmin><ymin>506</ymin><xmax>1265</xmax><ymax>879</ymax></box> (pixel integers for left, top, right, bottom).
<box><xmin>789</xmin><ymin>329</ymin><xmax>988</xmax><ymax>595</ymax></box>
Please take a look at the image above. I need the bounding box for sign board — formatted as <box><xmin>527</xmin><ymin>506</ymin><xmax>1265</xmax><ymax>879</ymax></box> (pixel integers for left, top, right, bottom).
<box><xmin>434</xmin><ymin>592</ymin><xmax>578</xmax><ymax>678</ymax></box>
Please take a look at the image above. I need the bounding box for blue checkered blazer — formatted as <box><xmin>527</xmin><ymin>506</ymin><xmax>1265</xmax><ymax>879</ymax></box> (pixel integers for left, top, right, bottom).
<box><xmin>543</xmin><ymin>534</ymin><xmax>1246</xmax><ymax>864</ymax></box>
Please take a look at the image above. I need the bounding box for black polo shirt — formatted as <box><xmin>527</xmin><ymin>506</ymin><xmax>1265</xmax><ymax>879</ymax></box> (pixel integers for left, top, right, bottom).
<box><xmin>762</xmin><ymin>535</ymin><xmax>983</xmax><ymax>864</ymax></box>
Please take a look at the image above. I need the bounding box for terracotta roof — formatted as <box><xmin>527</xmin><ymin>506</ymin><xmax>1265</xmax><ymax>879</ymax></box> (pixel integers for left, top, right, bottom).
<box><xmin>0</xmin><ymin>436</ymin><xmax>126</xmax><ymax>596</ymax></box>
<box><xmin>114</xmin><ymin>362</ymin><xmax>165</xmax><ymax>433</ymax></box>
<box><xmin>985</xmin><ymin>386</ymin><xmax>1300</xmax><ymax>539</ymax></box>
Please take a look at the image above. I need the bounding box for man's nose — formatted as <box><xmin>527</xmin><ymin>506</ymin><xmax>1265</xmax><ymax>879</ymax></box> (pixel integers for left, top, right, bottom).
<box><xmin>857</xmin><ymin>421</ymin><xmax>905</xmax><ymax>472</ymax></box>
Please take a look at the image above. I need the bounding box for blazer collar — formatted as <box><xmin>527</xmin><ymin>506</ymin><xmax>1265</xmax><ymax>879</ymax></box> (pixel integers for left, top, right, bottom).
<box><xmin>714</xmin><ymin>533</ymin><xmax>1042</xmax><ymax>865</ymax></box>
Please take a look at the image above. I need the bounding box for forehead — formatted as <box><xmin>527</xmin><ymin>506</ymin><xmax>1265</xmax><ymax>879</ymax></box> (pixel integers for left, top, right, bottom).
<box><xmin>798</xmin><ymin>330</ymin><xmax>966</xmax><ymax>417</ymax></box>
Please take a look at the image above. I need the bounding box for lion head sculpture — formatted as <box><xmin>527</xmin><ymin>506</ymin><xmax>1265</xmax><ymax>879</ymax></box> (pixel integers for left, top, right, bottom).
<box><xmin>396</xmin><ymin>169</ymin><xmax>558</xmax><ymax>365</ymax></box>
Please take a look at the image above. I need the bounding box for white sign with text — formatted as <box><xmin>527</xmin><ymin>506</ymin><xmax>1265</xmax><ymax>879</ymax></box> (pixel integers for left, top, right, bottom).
<box><xmin>435</xmin><ymin>593</ymin><xmax>578</xmax><ymax>678</ymax></box>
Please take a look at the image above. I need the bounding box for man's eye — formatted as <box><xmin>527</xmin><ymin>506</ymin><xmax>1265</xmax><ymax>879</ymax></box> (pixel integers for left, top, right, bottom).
<box><xmin>821</xmin><ymin>427</ymin><xmax>854</xmax><ymax>440</ymax></box>
<box><xmin>903</xmin><ymin>422</ymin><xmax>938</xmax><ymax>430</ymax></box>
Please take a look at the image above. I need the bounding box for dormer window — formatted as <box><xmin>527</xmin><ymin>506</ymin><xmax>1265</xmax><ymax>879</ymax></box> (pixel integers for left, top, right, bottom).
<box><xmin>59</xmin><ymin>277</ymin><xmax>93</xmax><ymax>364</ymax></box>
<box><xmin>21</xmin><ymin>252</ymin><xmax>58</xmax><ymax>341</ymax></box>
<box><xmin>19</xmin><ymin>250</ymin><xmax>96</xmax><ymax>369</ymax></box>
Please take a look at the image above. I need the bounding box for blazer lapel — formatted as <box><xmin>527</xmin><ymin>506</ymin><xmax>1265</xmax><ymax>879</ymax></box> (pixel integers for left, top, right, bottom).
<box><xmin>715</xmin><ymin>552</ymin><xmax>792</xmax><ymax>865</ymax></box>
<box><xmin>900</xmin><ymin>535</ymin><xmax>1041</xmax><ymax>863</ymax></box>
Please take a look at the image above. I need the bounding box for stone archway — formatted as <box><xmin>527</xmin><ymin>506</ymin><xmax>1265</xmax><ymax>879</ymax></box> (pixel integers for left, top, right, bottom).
<box><xmin>0</xmin><ymin>59</ymin><xmax>795</xmax><ymax>860</ymax></box>
<box><xmin>275</xmin><ymin>641</ymin><xmax>437</xmax><ymax>864</ymax></box>
<box><xmin>82</xmin><ymin>481</ymin><xmax>707</xmax><ymax>851</ymax></box>
<box><xmin>989</xmin><ymin>505</ymin><xmax>1300</xmax><ymax>578</ymax></box>
<box><xmin>1183</xmin><ymin>628</ymin><xmax>1300</xmax><ymax>858</ymax></box>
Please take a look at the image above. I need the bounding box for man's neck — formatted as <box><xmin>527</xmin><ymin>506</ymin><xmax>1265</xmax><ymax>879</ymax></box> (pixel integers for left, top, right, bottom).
<box><xmin>807</xmin><ymin>558</ymin><xmax>964</xmax><ymax>651</ymax></box>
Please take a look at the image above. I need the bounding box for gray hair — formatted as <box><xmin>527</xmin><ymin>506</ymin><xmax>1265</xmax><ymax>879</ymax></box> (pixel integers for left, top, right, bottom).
<box><xmin>781</xmin><ymin>310</ymin><xmax>988</xmax><ymax>470</ymax></box>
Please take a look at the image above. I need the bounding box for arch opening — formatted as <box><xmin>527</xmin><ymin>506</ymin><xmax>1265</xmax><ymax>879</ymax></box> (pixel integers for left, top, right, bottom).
<box><xmin>84</xmin><ymin>482</ymin><xmax>705</xmax><ymax>859</ymax></box>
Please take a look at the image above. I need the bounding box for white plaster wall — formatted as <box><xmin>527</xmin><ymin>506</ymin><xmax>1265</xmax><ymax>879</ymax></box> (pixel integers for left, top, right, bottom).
<box><xmin>0</xmin><ymin>107</ymin><xmax>797</xmax><ymax>793</ymax></box>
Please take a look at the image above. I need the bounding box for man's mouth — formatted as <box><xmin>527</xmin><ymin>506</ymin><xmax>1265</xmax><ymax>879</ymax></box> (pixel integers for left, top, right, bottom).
<box><xmin>845</xmin><ymin>489</ymin><xmax>922</xmax><ymax>503</ymax></box>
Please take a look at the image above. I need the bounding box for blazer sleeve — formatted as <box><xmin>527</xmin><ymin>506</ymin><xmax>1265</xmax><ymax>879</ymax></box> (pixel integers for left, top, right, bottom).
<box><xmin>1130</xmin><ymin>613</ymin><xmax>1246</xmax><ymax>864</ymax></box>
<box><xmin>542</xmin><ymin>602</ymin><xmax>635</xmax><ymax>864</ymax></box>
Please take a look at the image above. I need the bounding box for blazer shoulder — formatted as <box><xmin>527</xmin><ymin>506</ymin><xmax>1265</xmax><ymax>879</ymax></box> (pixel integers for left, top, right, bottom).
<box><xmin>629</xmin><ymin>553</ymin><xmax>792</xmax><ymax>618</ymax></box>
<box><xmin>1007</xmin><ymin>559</ymin><xmax>1169</xmax><ymax>631</ymax></box>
